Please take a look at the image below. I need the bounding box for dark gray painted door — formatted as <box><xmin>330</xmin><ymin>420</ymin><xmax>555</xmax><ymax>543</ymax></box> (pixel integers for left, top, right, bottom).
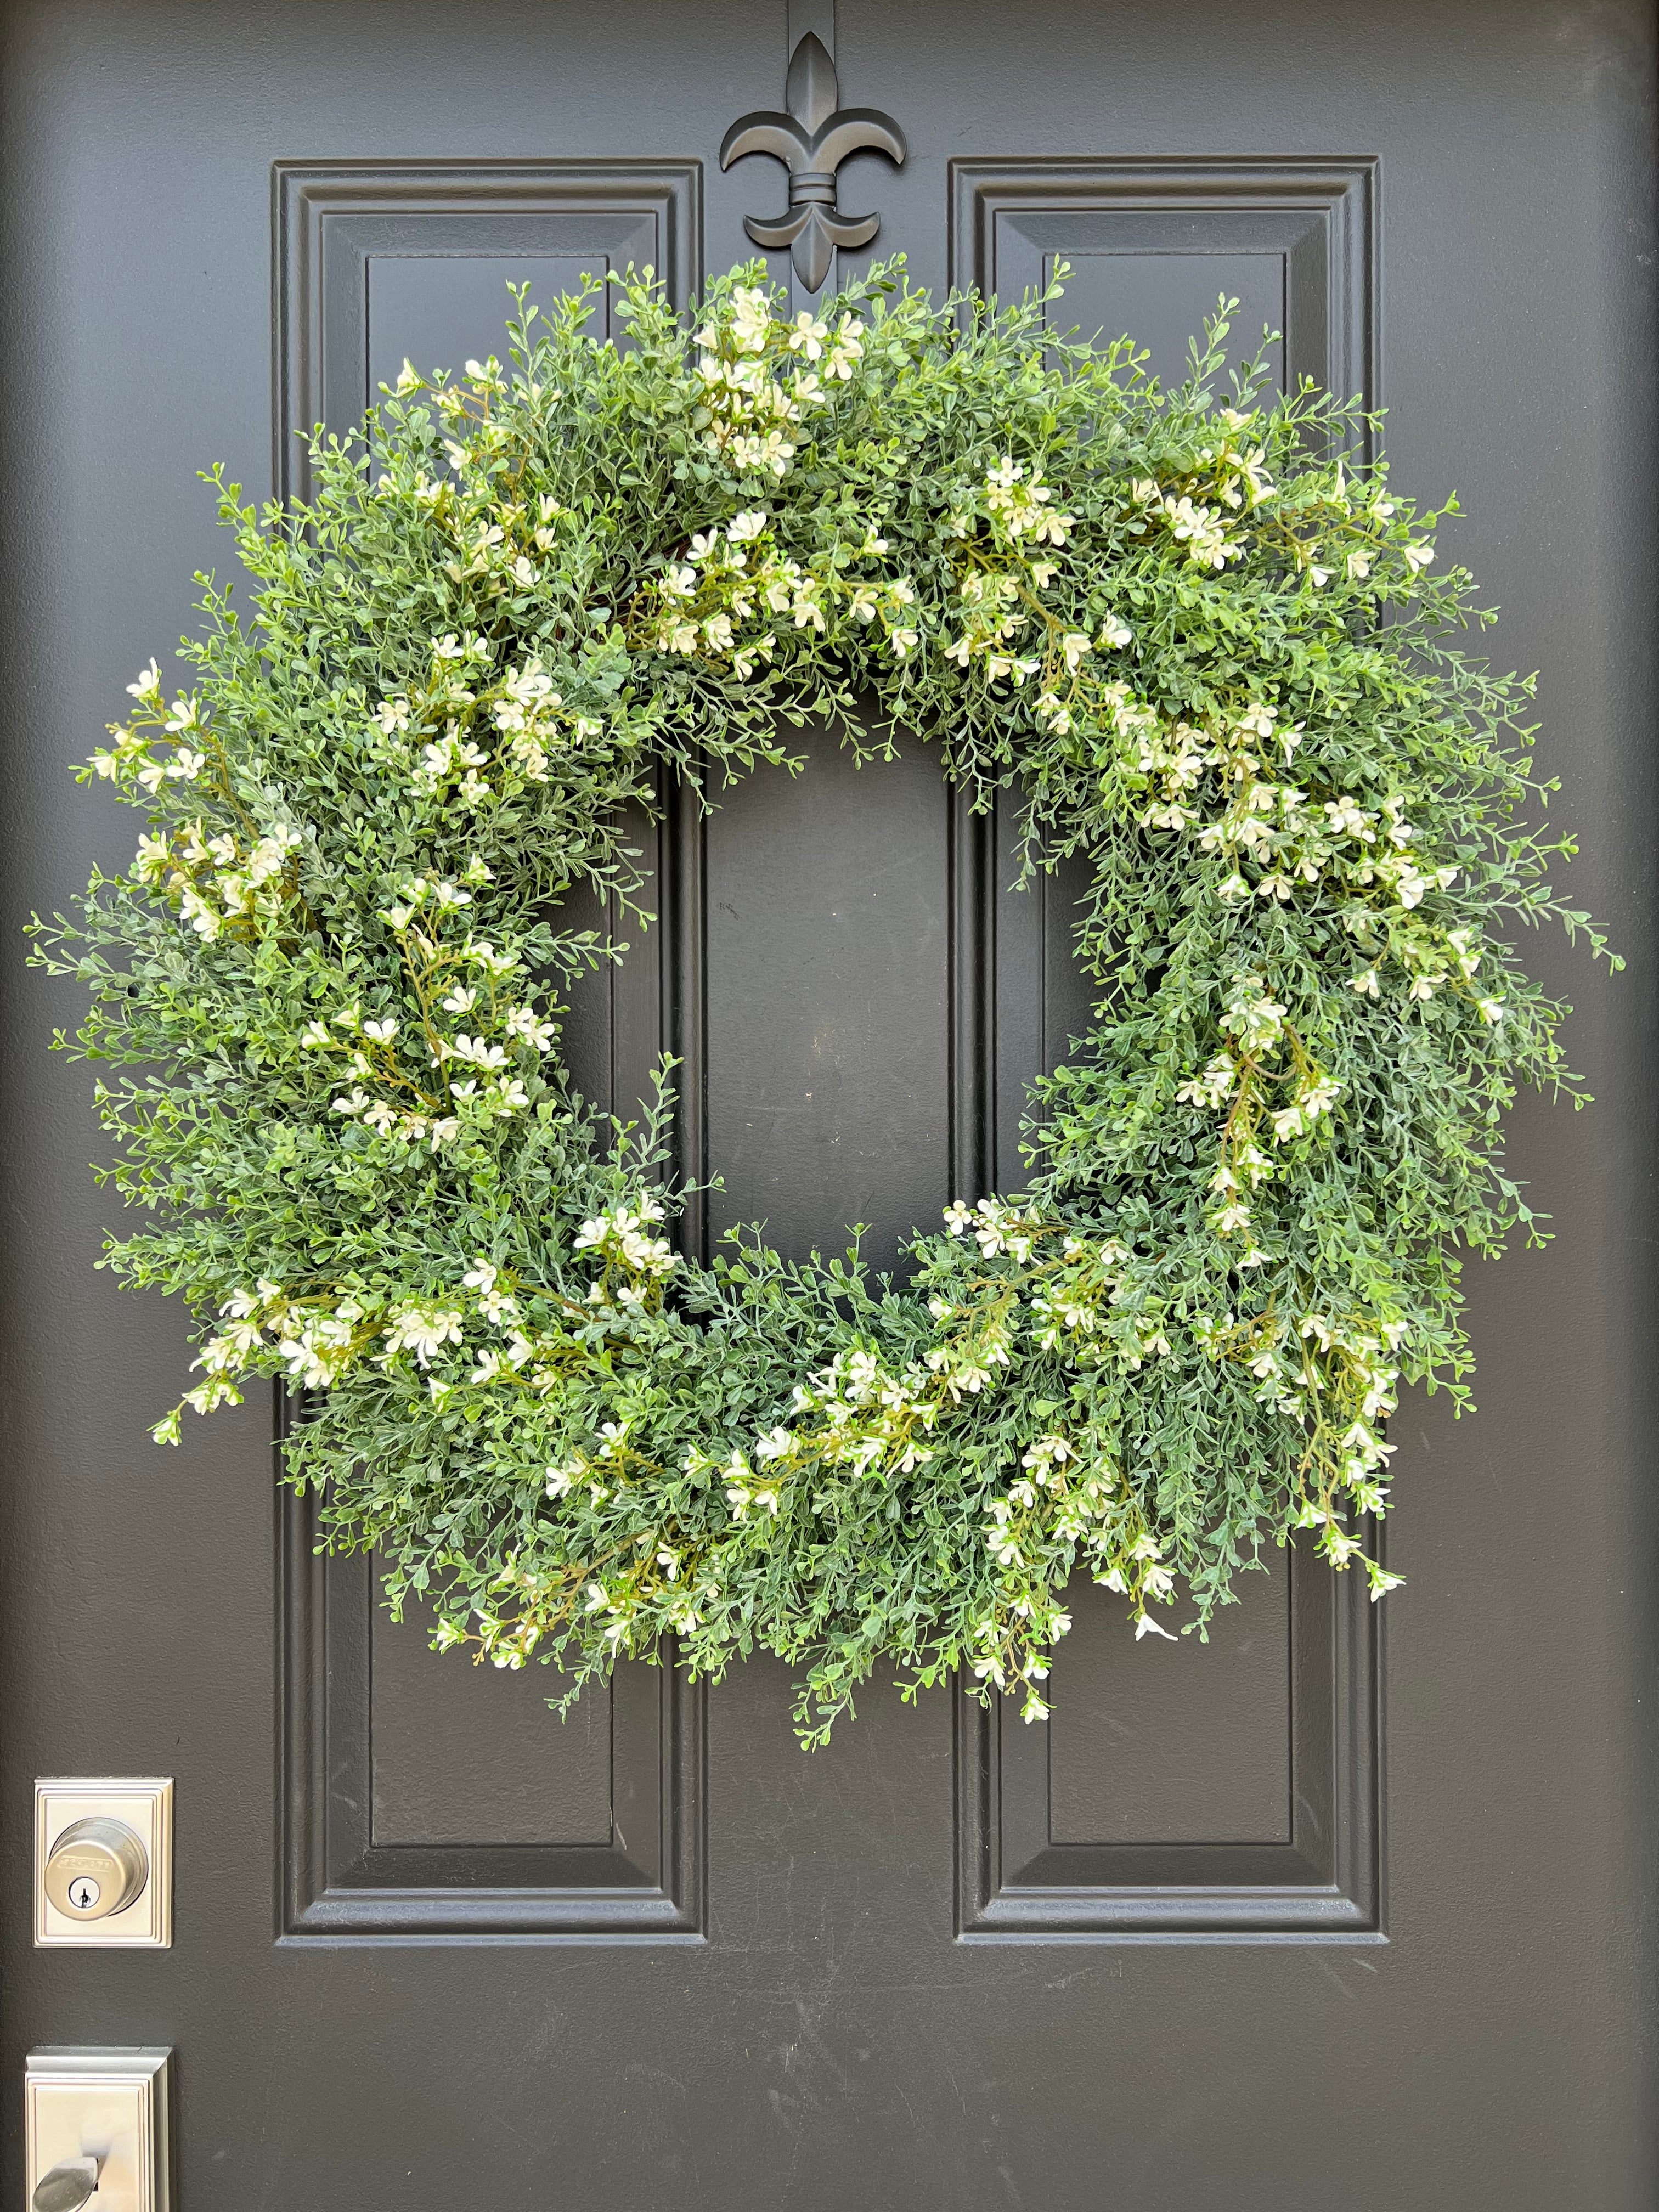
<box><xmin>3</xmin><ymin>2</ymin><xmax>1655</xmax><ymax>2204</ymax></box>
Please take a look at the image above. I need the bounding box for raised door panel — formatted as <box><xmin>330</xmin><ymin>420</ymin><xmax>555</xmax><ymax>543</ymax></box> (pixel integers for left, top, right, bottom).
<box><xmin>958</xmin><ymin>1541</ymin><xmax>1380</xmax><ymax>1938</ymax></box>
<box><xmin>696</xmin><ymin>725</ymin><xmax>955</xmax><ymax>1274</ymax></box>
<box><xmin>275</xmin><ymin>160</ymin><xmax>702</xmax><ymax>498</ymax></box>
<box><xmin>274</xmin><ymin>163</ymin><xmax>704</xmax><ymax>1940</ymax></box>
<box><xmin>1046</xmin><ymin>1567</ymin><xmax>1291</xmax><ymax>1848</ymax></box>
<box><xmin>369</xmin><ymin>1602</ymin><xmax>613</xmax><ymax>1848</ymax></box>
<box><xmin>282</xmin><ymin>1488</ymin><xmax>701</xmax><ymax>1939</ymax></box>
<box><xmin>949</xmin><ymin>156</ymin><xmax>1376</xmax><ymax>419</ymax></box>
<box><xmin>958</xmin><ymin>157</ymin><xmax>1382</xmax><ymax>1939</ymax></box>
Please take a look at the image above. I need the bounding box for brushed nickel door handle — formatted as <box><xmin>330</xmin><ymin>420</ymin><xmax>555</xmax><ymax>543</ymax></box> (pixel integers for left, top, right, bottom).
<box><xmin>25</xmin><ymin>2049</ymin><xmax>171</xmax><ymax>2211</ymax></box>
<box><xmin>32</xmin><ymin>2156</ymin><xmax>99</xmax><ymax>2212</ymax></box>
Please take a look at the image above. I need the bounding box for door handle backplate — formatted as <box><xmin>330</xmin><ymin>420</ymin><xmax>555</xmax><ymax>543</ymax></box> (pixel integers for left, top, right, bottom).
<box><xmin>25</xmin><ymin>2049</ymin><xmax>172</xmax><ymax>2212</ymax></box>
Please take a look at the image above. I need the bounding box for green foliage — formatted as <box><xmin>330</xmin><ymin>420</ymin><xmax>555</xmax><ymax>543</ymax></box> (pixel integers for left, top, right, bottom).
<box><xmin>31</xmin><ymin>259</ymin><xmax>1615</xmax><ymax>1741</ymax></box>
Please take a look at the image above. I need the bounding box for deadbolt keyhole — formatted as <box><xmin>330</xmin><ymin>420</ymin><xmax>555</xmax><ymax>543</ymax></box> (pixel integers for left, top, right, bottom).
<box><xmin>43</xmin><ymin>1816</ymin><xmax>149</xmax><ymax>1921</ymax></box>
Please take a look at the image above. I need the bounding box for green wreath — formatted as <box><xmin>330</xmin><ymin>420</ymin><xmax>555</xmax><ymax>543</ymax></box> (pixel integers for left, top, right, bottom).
<box><xmin>34</xmin><ymin>259</ymin><xmax>1615</xmax><ymax>1741</ymax></box>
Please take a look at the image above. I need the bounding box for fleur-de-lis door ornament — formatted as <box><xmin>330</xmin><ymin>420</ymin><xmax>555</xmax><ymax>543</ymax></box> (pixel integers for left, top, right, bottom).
<box><xmin>720</xmin><ymin>32</ymin><xmax>907</xmax><ymax>295</ymax></box>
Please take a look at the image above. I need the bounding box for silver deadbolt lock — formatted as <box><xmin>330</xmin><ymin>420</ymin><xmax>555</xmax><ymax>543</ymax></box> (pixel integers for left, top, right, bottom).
<box><xmin>35</xmin><ymin>1780</ymin><xmax>172</xmax><ymax>1946</ymax></box>
<box><xmin>43</xmin><ymin>1818</ymin><xmax>149</xmax><ymax>1922</ymax></box>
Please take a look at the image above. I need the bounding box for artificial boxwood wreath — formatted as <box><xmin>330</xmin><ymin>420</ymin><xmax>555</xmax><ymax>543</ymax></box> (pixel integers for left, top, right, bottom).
<box><xmin>37</xmin><ymin>261</ymin><xmax>1615</xmax><ymax>1741</ymax></box>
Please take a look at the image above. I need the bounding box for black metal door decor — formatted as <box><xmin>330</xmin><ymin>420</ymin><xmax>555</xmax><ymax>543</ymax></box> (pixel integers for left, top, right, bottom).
<box><xmin>720</xmin><ymin>32</ymin><xmax>906</xmax><ymax>292</ymax></box>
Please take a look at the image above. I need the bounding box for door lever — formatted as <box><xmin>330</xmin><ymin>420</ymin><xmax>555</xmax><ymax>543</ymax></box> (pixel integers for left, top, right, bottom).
<box><xmin>25</xmin><ymin>2049</ymin><xmax>171</xmax><ymax>2211</ymax></box>
<box><xmin>33</xmin><ymin>2157</ymin><xmax>99</xmax><ymax>2212</ymax></box>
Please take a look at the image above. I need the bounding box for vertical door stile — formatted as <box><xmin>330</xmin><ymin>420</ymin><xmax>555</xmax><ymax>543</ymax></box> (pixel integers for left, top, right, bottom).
<box><xmin>668</xmin><ymin>759</ymin><xmax>711</xmax><ymax>1265</ymax></box>
<box><xmin>950</xmin><ymin>787</ymin><xmax>998</xmax><ymax>1212</ymax></box>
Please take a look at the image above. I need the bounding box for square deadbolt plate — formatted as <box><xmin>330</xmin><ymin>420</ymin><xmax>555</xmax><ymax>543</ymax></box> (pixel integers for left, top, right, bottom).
<box><xmin>35</xmin><ymin>1779</ymin><xmax>172</xmax><ymax>1948</ymax></box>
<box><xmin>26</xmin><ymin>2047</ymin><xmax>172</xmax><ymax>2212</ymax></box>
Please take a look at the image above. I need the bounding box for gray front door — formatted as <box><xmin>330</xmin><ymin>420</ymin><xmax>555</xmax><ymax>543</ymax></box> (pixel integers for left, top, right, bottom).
<box><xmin>3</xmin><ymin>2</ymin><xmax>1655</xmax><ymax>2205</ymax></box>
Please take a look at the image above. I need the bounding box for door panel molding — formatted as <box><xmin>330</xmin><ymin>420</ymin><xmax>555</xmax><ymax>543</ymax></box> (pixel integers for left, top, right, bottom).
<box><xmin>270</xmin><ymin>174</ymin><xmax>705</xmax><ymax>1937</ymax></box>
<box><xmin>273</xmin><ymin>157</ymin><xmax>703</xmax><ymax>502</ymax></box>
<box><xmin>279</xmin><ymin>1471</ymin><xmax>705</xmax><ymax>1942</ymax></box>
<box><xmin>948</xmin><ymin>154</ymin><xmax>1379</xmax><ymax>452</ymax></box>
<box><xmin>956</xmin><ymin>1541</ymin><xmax>1382</xmax><ymax>1940</ymax></box>
<box><xmin>952</xmin><ymin>156</ymin><xmax>1384</xmax><ymax>1941</ymax></box>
